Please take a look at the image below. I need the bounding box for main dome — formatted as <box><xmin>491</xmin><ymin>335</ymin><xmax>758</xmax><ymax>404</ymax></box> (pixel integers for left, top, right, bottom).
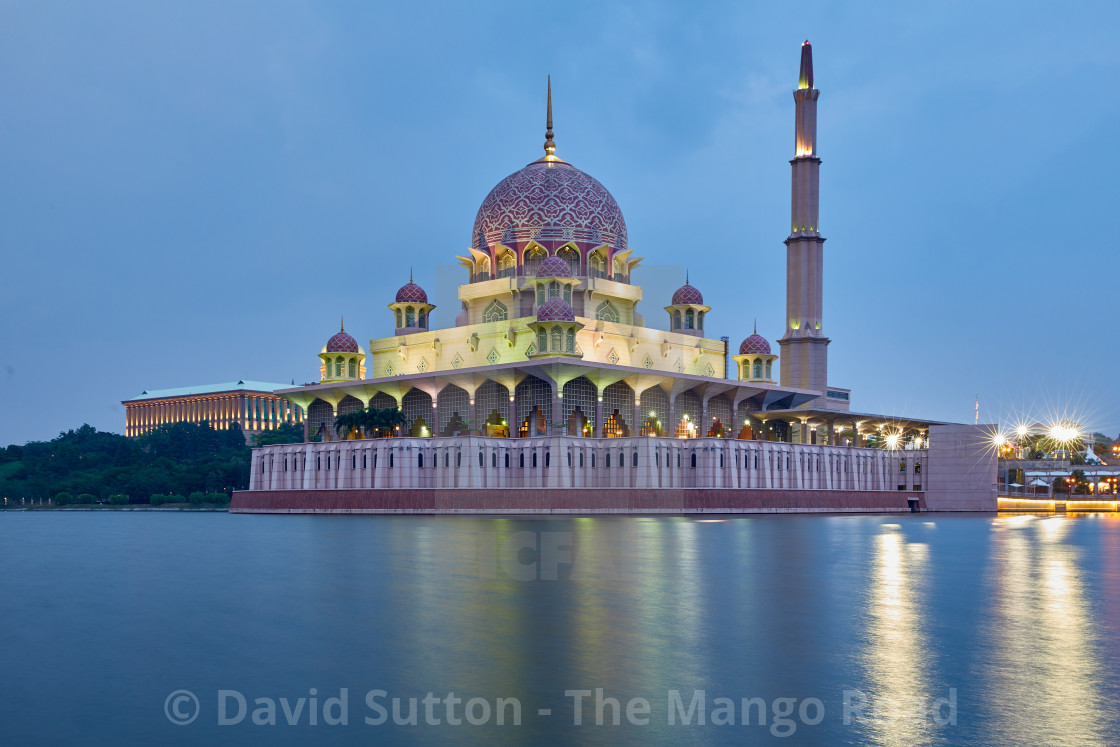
<box><xmin>472</xmin><ymin>160</ymin><xmax>627</xmax><ymax>252</ymax></box>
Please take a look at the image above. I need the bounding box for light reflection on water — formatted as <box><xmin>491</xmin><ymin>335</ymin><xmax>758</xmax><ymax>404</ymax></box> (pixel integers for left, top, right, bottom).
<box><xmin>984</xmin><ymin>515</ymin><xmax>1112</xmax><ymax>747</ymax></box>
<box><xmin>1</xmin><ymin>512</ymin><xmax>1120</xmax><ymax>745</ymax></box>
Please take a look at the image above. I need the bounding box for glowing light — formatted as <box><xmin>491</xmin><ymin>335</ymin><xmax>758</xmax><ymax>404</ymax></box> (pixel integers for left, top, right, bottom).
<box><xmin>884</xmin><ymin>433</ymin><xmax>901</xmax><ymax>450</ymax></box>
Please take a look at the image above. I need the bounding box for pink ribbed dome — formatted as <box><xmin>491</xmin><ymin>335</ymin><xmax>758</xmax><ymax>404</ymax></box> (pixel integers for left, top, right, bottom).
<box><xmin>671</xmin><ymin>283</ymin><xmax>703</xmax><ymax>306</ymax></box>
<box><xmin>739</xmin><ymin>334</ymin><xmax>771</xmax><ymax>355</ymax></box>
<box><xmin>472</xmin><ymin>160</ymin><xmax>627</xmax><ymax>252</ymax></box>
<box><xmin>395</xmin><ymin>282</ymin><xmax>428</xmax><ymax>304</ymax></box>
<box><xmin>536</xmin><ymin>298</ymin><xmax>575</xmax><ymax>322</ymax></box>
<box><xmin>536</xmin><ymin>256</ymin><xmax>573</xmax><ymax>278</ymax></box>
<box><xmin>326</xmin><ymin>330</ymin><xmax>359</xmax><ymax>353</ymax></box>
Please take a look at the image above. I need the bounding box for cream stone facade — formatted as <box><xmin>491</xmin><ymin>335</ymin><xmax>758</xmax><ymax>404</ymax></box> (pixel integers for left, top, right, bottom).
<box><xmin>236</xmin><ymin>43</ymin><xmax>997</xmax><ymax>514</ymax></box>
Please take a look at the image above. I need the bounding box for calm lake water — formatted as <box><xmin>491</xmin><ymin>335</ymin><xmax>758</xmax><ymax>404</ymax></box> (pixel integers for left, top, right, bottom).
<box><xmin>2</xmin><ymin>511</ymin><xmax>1119</xmax><ymax>745</ymax></box>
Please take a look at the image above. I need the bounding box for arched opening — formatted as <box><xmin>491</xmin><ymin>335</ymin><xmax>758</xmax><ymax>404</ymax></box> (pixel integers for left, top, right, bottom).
<box><xmin>639</xmin><ymin>388</ymin><xmax>668</xmax><ymax>437</ymax></box>
<box><xmin>684</xmin><ymin>309</ymin><xmax>694</xmax><ymax>330</ymax></box>
<box><xmin>557</xmin><ymin>246</ymin><xmax>579</xmax><ymax>274</ymax></box>
<box><xmin>563</xmin><ymin>377</ymin><xmax>595</xmax><ymax>437</ymax></box>
<box><xmin>565</xmin><ymin>328</ymin><xmax>576</xmax><ymax>353</ymax></box>
<box><xmin>334</xmin><ymin>356</ymin><xmax>344</xmax><ymax>377</ymax></box>
<box><xmin>589</xmin><ymin>253</ymin><xmax>605</xmax><ymax>279</ymax></box>
<box><xmin>765</xmin><ymin>361</ymin><xmax>773</xmax><ymax>380</ymax></box>
<box><xmin>418</xmin><ymin>309</ymin><xmax>427</xmax><ymax>328</ymax></box>
<box><xmin>525</xmin><ymin>246</ymin><xmax>547</xmax><ymax>275</ymax></box>
<box><xmin>672</xmin><ymin>310</ymin><xmax>681</xmax><ymax>330</ymax></box>
<box><xmin>401</xmin><ymin>389</ymin><xmax>433</xmax><ymax>436</ymax></box>
<box><xmin>395</xmin><ymin>309</ymin><xmax>402</xmax><ymax>328</ymax></box>
<box><xmin>603</xmin><ymin>381</ymin><xmax>634</xmax><ymax>438</ymax></box>
<box><xmin>548</xmin><ymin>280</ymin><xmax>560</xmax><ymax>299</ymax></box>
<box><xmin>563</xmin><ymin>285</ymin><xmax>571</xmax><ymax>304</ymax></box>
<box><xmin>697</xmin><ymin>311</ymin><xmax>704</xmax><ymax>329</ymax></box>
<box><xmin>498</xmin><ymin>250</ymin><xmax>516</xmax><ymax>278</ymax></box>
<box><xmin>675</xmin><ymin>391</ymin><xmax>701</xmax><ymax>438</ymax></box>
<box><xmin>477</xmin><ymin>255</ymin><xmax>491</xmax><ymax>280</ymax></box>
<box><xmin>405</xmin><ymin>307</ymin><xmax>415</xmax><ymax>327</ymax></box>
<box><xmin>550</xmin><ymin>325</ymin><xmax>562</xmax><ymax>352</ymax></box>
<box><xmin>348</xmin><ymin>359</ymin><xmax>357</xmax><ymax>379</ymax></box>
<box><xmin>537</xmin><ymin>328</ymin><xmax>547</xmax><ymax>352</ymax></box>
<box><xmin>437</xmin><ymin>385</ymin><xmax>470</xmax><ymax>436</ymax></box>
<box><xmin>515</xmin><ymin>376</ymin><xmax>551</xmax><ymax>437</ymax></box>
<box><xmin>753</xmin><ymin>360</ymin><xmax>763</xmax><ymax>379</ymax></box>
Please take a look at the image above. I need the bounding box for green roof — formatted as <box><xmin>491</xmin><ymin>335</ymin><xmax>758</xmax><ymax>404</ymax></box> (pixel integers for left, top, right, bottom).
<box><xmin>123</xmin><ymin>380</ymin><xmax>293</xmax><ymax>402</ymax></box>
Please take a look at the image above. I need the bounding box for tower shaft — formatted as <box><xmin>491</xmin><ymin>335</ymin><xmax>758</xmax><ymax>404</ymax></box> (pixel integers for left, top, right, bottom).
<box><xmin>779</xmin><ymin>41</ymin><xmax>830</xmax><ymax>399</ymax></box>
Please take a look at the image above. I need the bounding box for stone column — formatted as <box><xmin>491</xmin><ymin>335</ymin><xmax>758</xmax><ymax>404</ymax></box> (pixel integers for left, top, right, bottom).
<box><xmin>469</xmin><ymin>399</ymin><xmax>478</xmax><ymax>435</ymax></box>
<box><xmin>594</xmin><ymin>395</ymin><xmax>604</xmax><ymax>439</ymax></box>
<box><xmin>700</xmin><ymin>397</ymin><xmax>709</xmax><ymax>439</ymax></box>
<box><xmin>552</xmin><ymin>385</ymin><xmax>564</xmax><ymax>437</ymax></box>
<box><xmin>827</xmin><ymin>418</ymin><xmax>835</xmax><ymax>446</ymax></box>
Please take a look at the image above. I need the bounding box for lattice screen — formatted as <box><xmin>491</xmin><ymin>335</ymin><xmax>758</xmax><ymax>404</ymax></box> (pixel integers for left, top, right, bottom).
<box><xmin>477</xmin><ymin>380</ymin><xmax>510</xmax><ymax>428</ymax></box>
<box><xmin>307</xmin><ymin>399</ymin><xmax>333</xmax><ymax>441</ymax></box>
<box><xmin>516</xmin><ymin>376</ymin><xmax>551</xmax><ymax>436</ymax></box>
<box><xmin>369</xmin><ymin>393</ymin><xmax>397</xmax><ymax>411</ymax></box>
<box><xmin>639</xmin><ymin>387</ymin><xmax>668</xmax><ymax>437</ymax></box>
<box><xmin>437</xmin><ymin>385</ymin><xmax>470</xmax><ymax>434</ymax></box>
<box><xmin>562</xmin><ymin>376</ymin><xmax>595</xmax><ymax>437</ymax></box>
<box><xmin>675</xmin><ymin>391</ymin><xmax>701</xmax><ymax>438</ymax></box>
<box><xmin>707</xmin><ymin>395</ymin><xmax>732</xmax><ymax>437</ymax></box>
<box><xmin>603</xmin><ymin>381</ymin><xmax>634</xmax><ymax>437</ymax></box>
<box><xmin>402</xmin><ymin>389</ymin><xmax>433</xmax><ymax>435</ymax></box>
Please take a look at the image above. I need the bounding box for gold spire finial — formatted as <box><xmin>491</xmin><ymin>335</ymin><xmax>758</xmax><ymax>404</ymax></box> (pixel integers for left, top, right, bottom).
<box><xmin>544</xmin><ymin>75</ymin><xmax>555</xmax><ymax>156</ymax></box>
<box><xmin>341</xmin><ymin>315</ymin><xmax>345</xmax><ymax>332</ymax></box>
<box><xmin>686</xmin><ymin>268</ymin><xmax>690</xmax><ymax>285</ymax></box>
<box><xmin>410</xmin><ymin>267</ymin><xmax>413</xmax><ymax>283</ymax></box>
<box><xmin>753</xmin><ymin>318</ymin><xmax>757</xmax><ymax>334</ymax></box>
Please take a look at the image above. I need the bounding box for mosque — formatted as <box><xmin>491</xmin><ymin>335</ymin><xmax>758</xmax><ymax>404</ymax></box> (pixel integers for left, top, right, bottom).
<box><xmin>234</xmin><ymin>43</ymin><xmax>995</xmax><ymax>514</ymax></box>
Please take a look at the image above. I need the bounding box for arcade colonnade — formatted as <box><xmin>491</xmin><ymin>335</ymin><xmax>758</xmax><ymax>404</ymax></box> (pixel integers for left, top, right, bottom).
<box><xmin>125</xmin><ymin>393</ymin><xmax>304</xmax><ymax>438</ymax></box>
<box><xmin>291</xmin><ymin>373</ymin><xmax>924</xmax><ymax>447</ymax></box>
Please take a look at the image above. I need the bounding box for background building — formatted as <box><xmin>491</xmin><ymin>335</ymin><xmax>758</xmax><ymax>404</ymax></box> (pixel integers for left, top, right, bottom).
<box><xmin>122</xmin><ymin>380</ymin><xmax>303</xmax><ymax>439</ymax></box>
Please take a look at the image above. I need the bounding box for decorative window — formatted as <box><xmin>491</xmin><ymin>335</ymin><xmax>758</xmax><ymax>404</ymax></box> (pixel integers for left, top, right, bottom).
<box><xmin>334</xmin><ymin>356</ymin><xmax>344</xmax><ymax>377</ymax></box>
<box><xmin>565</xmin><ymin>329</ymin><xmax>575</xmax><ymax>353</ymax></box>
<box><xmin>418</xmin><ymin>309</ymin><xmax>427</xmax><ymax>328</ymax></box>
<box><xmin>548</xmin><ymin>281</ymin><xmax>560</xmax><ymax>299</ymax></box>
<box><xmin>537</xmin><ymin>328</ymin><xmax>548</xmax><ymax>352</ymax></box>
<box><xmin>589</xmin><ymin>253</ymin><xmax>605</xmax><ymax>278</ymax></box>
<box><xmin>697</xmin><ymin>311</ymin><xmax>704</xmax><ymax>329</ymax></box>
<box><xmin>596</xmin><ymin>301</ymin><xmax>619</xmax><ymax>323</ymax></box>
<box><xmin>563</xmin><ymin>285</ymin><xmax>571</xmax><ymax>304</ymax></box>
<box><xmin>395</xmin><ymin>309</ymin><xmax>402</xmax><ymax>328</ymax></box>
<box><xmin>498</xmin><ymin>251</ymin><xmax>516</xmax><ymax>276</ymax></box>
<box><xmin>550</xmin><ymin>325</ymin><xmax>562</xmax><ymax>352</ymax></box>
<box><xmin>405</xmin><ymin>307</ymin><xmax>415</xmax><ymax>327</ymax></box>
<box><xmin>348</xmin><ymin>359</ymin><xmax>357</xmax><ymax>378</ymax></box>
<box><xmin>526</xmin><ymin>247</ymin><xmax>546</xmax><ymax>275</ymax></box>
<box><xmin>684</xmin><ymin>309</ymin><xmax>694</xmax><ymax>329</ymax></box>
<box><xmin>672</xmin><ymin>311</ymin><xmax>681</xmax><ymax>330</ymax></box>
<box><xmin>558</xmin><ymin>246</ymin><xmax>579</xmax><ymax>274</ymax></box>
<box><xmin>765</xmin><ymin>361</ymin><xmax>773</xmax><ymax>379</ymax></box>
<box><xmin>753</xmin><ymin>360</ymin><xmax>763</xmax><ymax>379</ymax></box>
<box><xmin>487</xmin><ymin>348</ymin><xmax>500</xmax><ymax>365</ymax></box>
<box><xmin>483</xmin><ymin>299</ymin><xmax>508</xmax><ymax>323</ymax></box>
<box><xmin>536</xmin><ymin>285</ymin><xmax>546</xmax><ymax>305</ymax></box>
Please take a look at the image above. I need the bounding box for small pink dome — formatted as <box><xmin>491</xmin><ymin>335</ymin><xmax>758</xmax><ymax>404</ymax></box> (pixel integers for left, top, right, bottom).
<box><xmin>326</xmin><ymin>330</ymin><xmax>359</xmax><ymax>353</ymax></box>
<box><xmin>536</xmin><ymin>256</ymin><xmax>573</xmax><ymax>278</ymax></box>
<box><xmin>739</xmin><ymin>334</ymin><xmax>771</xmax><ymax>355</ymax></box>
<box><xmin>672</xmin><ymin>283</ymin><xmax>703</xmax><ymax>306</ymax></box>
<box><xmin>395</xmin><ymin>282</ymin><xmax>428</xmax><ymax>304</ymax></box>
<box><xmin>536</xmin><ymin>298</ymin><xmax>575</xmax><ymax>322</ymax></box>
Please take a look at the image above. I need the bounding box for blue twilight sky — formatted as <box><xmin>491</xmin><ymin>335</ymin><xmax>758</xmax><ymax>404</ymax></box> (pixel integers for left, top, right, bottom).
<box><xmin>1</xmin><ymin>0</ymin><xmax>1118</xmax><ymax>445</ymax></box>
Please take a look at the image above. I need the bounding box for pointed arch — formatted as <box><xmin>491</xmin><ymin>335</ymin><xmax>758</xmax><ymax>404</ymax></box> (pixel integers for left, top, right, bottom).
<box><xmin>595</xmin><ymin>300</ymin><xmax>619</xmax><ymax>323</ymax></box>
<box><xmin>483</xmin><ymin>299</ymin><xmax>508</xmax><ymax>323</ymax></box>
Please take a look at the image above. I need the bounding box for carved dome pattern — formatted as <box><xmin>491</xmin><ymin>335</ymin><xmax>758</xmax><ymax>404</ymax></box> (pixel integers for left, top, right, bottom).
<box><xmin>671</xmin><ymin>283</ymin><xmax>704</xmax><ymax>306</ymax></box>
<box><xmin>739</xmin><ymin>334</ymin><xmax>772</xmax><ymax>355</ymax></box>
<box><xmin>326</xmin><ymin>331</ymin><xmax>359</xmax><ymax>353</ymax></box>
<box><xmin>536</xmin><ymin>256</ymin><xmax>573</xmax><ymax>278</ymax></box>
<box><xmin>395</xmin><ymin>282</ymin><xmax>428</xmax><ymax>304</ymax></box>
<box><xmin>472</xmin><ymin>161</ymin><xmax>627</xmax><ymax>252</ymax></box>
<box><xmin>536</xmin><ymin>298</ymin><xmax>576</xmax><ymax>322</ymax></box>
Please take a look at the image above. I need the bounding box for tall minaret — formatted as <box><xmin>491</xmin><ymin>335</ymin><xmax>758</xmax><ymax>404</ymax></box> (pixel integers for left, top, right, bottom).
<box><xmin>778</xmin><ymin>40</ymin><xmax>830</xmax><ymax>402</ymax></box>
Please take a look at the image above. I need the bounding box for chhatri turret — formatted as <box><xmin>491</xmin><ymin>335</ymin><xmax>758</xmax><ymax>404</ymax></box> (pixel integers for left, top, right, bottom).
<box><xmin>779</xmin><ymin>40</ymin><xmax>832</xmax><ymax>404</ymax></box>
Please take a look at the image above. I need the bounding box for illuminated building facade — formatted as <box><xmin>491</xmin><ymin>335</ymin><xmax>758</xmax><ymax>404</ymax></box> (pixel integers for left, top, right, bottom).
<box><xmin>236</xmin><ymin>44</ymin><xmax>996</xmax><ymax>514</ymax></box>
<box><xmin>122</xmin><ymin>381</ymin><xmax>303</xmax><ymax>439</ymax></box>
